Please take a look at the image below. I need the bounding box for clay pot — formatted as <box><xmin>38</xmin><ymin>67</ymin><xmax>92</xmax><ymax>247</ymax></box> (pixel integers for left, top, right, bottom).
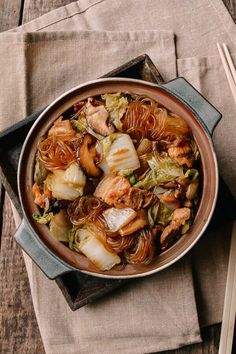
<box><xmin>15</xmin><ymin>78</ymin><xmax>221</xmax><ymax>279</ymax></box>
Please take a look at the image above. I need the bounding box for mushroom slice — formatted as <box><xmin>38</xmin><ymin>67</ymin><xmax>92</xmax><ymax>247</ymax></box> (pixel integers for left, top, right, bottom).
<box><xmin>85</xmin><ymin>98</ymin><xmax>115</xmax><ymax>136</ymax></box>
<box><xmin>137</xmin><ymin>138</ymin><xmax>152</xmax><ymax>156</ymax></box>
<box><xmin>120</xmin><ymin>210</ymin><xmax>148</xmax><ymax>236</ymax></box>
<box><xmin>78</xmin><ymin>134</ymin><xmax>101</xmax><ymax>177</ymax></box>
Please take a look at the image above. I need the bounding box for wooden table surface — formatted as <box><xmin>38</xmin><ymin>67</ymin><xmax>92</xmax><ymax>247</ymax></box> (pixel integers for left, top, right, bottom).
<box><xmin>0</xmin><ymin>1</ymin><xmax>235</xmax><ymax>353</ymax></box>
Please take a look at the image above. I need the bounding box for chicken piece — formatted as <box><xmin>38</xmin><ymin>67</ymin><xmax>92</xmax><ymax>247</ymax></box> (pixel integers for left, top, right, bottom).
<box><xmin>85</xmin><ymin>98</ymin><xmax>115</xmax><ymax>136</ymax></box>
<box><xmin>120</xmin><ymin>210</ymin><xmax>148</xmax><ymax>236</ymax></box>
<box><xmin>172</xmin><ymin>208</ymin><xmax>191</xmax><ymax>224</ymax></box>
<box><xmin>120</xmin><ymin>187</ymin><xmax>144</xmax><ymax>209</ymax></box>
<box><xmin>160</xmin><ymin>180</ymin><xmax>178</xmax><ymax>189</ymax></box>
<box><xmin>94</xmin><ymin>174</ymin><xmax>131</xmax><ymax>206</ymax></box>
<box><xmin>94</xmin><ymin>174</ymin><xmax>154</xmax><ymax>210</ymax></box>
<box><xmin>168</xmin><ymin>143</ymin><xmax>193</xmax><ymax>167</ymax></box>
<box><xmin>116</xmin><ymin>187</ymin><xmax>154</xmax><ymax>210</ymax></box>
<box><xmin>160</xmin><ymin>207</ymin><xmax>191</xmax><ymax>250</ymax></box>
<box><xmin>159</xmin><ymin>191</ymin><xmax>181</xmax><ymax>210</ymax></box>
<box><xmin>183</xmin><ymin>200</ymin><xmax>192</xmax><ymax>208</ymax></box>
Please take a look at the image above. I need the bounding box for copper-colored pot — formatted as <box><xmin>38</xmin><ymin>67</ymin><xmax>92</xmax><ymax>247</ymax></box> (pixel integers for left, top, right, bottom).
<box><xmin>15</xmin><ymin>78</ymin><xmax>221</xmax><ymax>279</ymax></box>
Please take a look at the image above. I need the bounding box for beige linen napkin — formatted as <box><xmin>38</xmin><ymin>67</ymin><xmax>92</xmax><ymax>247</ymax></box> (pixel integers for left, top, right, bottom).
<box><xmin>177</xmin><ymin>55</ymin><xmax>236</xmax><ymax>325</ymax></box>
<box><xmin>0</xmin><ymin>30</ymin><xmax>202</xmax><ymax>353</ymax></box>
<box><xmin>11</xmin><ymin>0</ymin><xmax>236</xmax><ymax>57</ymax></box>
<box><xmin>0</xmin><ymin>30</ymin><xmax>175</xmax><ymax>130</ymax></box>
<box><xmin>8</xmin><ymin>0</ymin><xmax>236</xmax><ymax>195</ymax></box>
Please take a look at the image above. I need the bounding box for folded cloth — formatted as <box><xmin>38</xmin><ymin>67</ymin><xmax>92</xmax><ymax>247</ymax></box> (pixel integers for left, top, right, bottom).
<box><xmin>1</xmin><ymin>0</ymin><xmax>236</xmax><ymax>353</ymax></box>
<box><xmin>8</xmin><ymin>0</ymin><xmax>236</xmax><ymax>196</ymax></box>
<box><xmin>11</xmin><ymin>0</ymin><xmax>236</xmax><ymax>58</ymax></box>
<box><xmin>0</xmin><ymin>30</ymin><xmax>176</xmax><ymax>130</ymax></box>
<box><xmin>1</xmin><ymin>30</ymin><xmax>202</xmax><ymax>353</ymax></box>
<box><xmin>177</xmin><ymin>54</ymin><xmax>236</xmax><ymax>325</ymax></box>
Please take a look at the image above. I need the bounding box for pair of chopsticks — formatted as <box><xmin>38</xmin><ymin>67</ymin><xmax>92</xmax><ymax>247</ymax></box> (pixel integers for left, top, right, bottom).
<box><xmin>217</xmin><ymin>43</ymin><xmax>236</xmax><ymax>354</ymax></box>
<box><xmin>217</xmin><ymin>43</ymin><xmax>236</xmax><ymax>104</ymax></box>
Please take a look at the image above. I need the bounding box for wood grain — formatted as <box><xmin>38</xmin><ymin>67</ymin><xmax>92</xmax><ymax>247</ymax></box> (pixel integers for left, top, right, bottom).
<box><xmin>223</xmin><ymin>0</ymin><xmax>236</xmax><ymax>21</ymax></box>
<box><xmin>0</xmin><ymin>195</ymin><xmax>45</xmax><ymax>354</ymax></box>
<box><xmin>0</xmin><ymin>0</ymin><xmax>23</xmax><ymax>32</ymax></box>
<box><xmin>22</xmin><ymin>0</ymin><xmax>74</xmax><ymax>23</ymax></box>
<box><xmin>0</xmin><ymin>0</ymin><xmax>235</xmax><ymax>353</ymax></box>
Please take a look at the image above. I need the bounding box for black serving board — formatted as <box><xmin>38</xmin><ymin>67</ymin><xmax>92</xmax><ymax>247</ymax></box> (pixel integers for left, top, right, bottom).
<box><xmin>0</xmin><ymin>54</ymin><xmax>164</xmax><ymax>310</ymax></box>
<box><xmin>1</xmin><ymin>54</ymin><xmax>235</xmax><ymax>310</ymax></box>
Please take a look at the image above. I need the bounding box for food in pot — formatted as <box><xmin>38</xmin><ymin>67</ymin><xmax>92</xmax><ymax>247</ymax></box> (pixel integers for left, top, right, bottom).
<box><xmin>32</xmin><ymin>92</ymin><xmax>201</xmax><ymax>270</ymax></box>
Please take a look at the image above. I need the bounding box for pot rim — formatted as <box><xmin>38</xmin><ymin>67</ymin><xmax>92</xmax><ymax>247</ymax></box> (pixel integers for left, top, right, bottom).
<box><xmin>17</xmin><ymin>77</ymin><xmax>219</xmax><ymax>279</ymax></box>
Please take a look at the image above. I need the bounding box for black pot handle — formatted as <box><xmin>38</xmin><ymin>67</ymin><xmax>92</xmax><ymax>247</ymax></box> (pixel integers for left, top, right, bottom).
<box><xmin>160</xmin><ymin>77</ymin><xmax>222</xmax><ymax>135</ymax></box>
<box><xmin>15</xmin><ymin>220</ymin><xmax>71</xmax><ymax>279</ymax></box>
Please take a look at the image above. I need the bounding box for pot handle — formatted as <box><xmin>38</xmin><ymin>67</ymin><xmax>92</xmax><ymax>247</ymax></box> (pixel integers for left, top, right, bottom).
<box><xmin>160</xmin><ymin>77</ymin><xmax>222</xmax><ymax>135</ymax></box>
<box><xmin>15</xmin><ymin>220</ymin><xmax>71</xmax><ymax>280</ymax></box>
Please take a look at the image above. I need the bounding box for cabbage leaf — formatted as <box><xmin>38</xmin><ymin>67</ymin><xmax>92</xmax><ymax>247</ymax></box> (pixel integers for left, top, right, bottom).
<box><xmin>106</xmin><ymin>133</ymin><xmax>140</xmax><ymax>172</ymax></box>
<box><xmin>157</xmin><ymin>203</ymin><xmax>173</xmax><ymax>226</ymax></box>
<box><xmin>33</xmin><ymin>211</ymin><xmax>54</xmax><ymax>224</ymax></box>
<box><xmin>148</xmin><ymin>203</ymin><xmax>160</xmax><ymax>228</ymax></box>
<box><xmin>68</xmin><ymin>223</ymin><xmax>121</xmax><ymax>270</ymax></box>
<box><xmin>184</xmin><ymin>168</ymin><xmax>199</xmax><ymax>182</ymax></box>
<box><xmin>99</xmin><ymin>134</ymin><xmax>117</xmax><ymax>158</ymax></box>
<box><xmin>135</xmin><ymin>156</ymin><xmax>183</xmax><ymax>189</ymax></box>
<box><xmin>102</xmin><ymin>93</ymin><xmax>128</xmax><ymax>130</ymax></box>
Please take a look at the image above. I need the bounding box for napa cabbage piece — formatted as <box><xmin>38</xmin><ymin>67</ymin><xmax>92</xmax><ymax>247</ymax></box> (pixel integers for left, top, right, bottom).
<box><xmin>184</xmin><ymin>168</ymin><xmax>199</xmax><ymax>182</ymax></box>
<box><xmin>79</xmin><ymin>236</ymin><xmax>121</xmax><ymax>270</ymax></box>
<box><xmin>134</xmin><ymin>156</ymin><xmax>183</xmax><ymax>189</ymax></box>
<box><xmin>97</xmin><ymin>133</ymin><xmax>140</xmax><ymax>174</ymax></box>
<box><xmin>190</xmin><ymin>139</ymin><xmax>200</xmax><ymax>160</ymax></box>
<box><xmin>32</xmin><ymin>211</ymin><xmax>54</xmax><ymax>224</ymax></box>
<box><xmin>134</xmin><ymin>170</ymin><xmax>156</xmax><ymax>190</ymax></box>
<box><xmin>98</xmin><ymin>134</ymin><xmax>117</xmax><ymax>158</ymax></box>
<box><xmin>34</xmin><ymin>156</ymin><xmax>48</xmax><ymax>186</ymax></box>
<box><xmin>63</xmin><ymin>162</ymin><xmax>86</xmax><ymax>186</ymax></box>
<box><xmin>118</xmin><ymin>169</ymin><xmax>138</xmax><ymax>186</ymax></box>
<box><xmin>157</xmin><ymin>203</ymin><xmax>173</xmax><ymax>226</ymax></box>
<box><xmin>148</xmin><ymin>203</ymin><xmax>160</xmax><ymax>228</ymax></box>
<box><xmin>71</xmin><ymin>112</ymin><xmax>88</xmax><ymax>133</ymax></box>
<box><xmin>148</xmin><ymin>156</ymin><xmax>183</xmax><ymax>178</ymax></box>
<box><xmin>102</xmin><ymin>93</ymin><xmax>128</xmax><ymax>130</ymax></box>
<box><xmin>71</xmin><ymin>111</ymin><xmax>104</xmax><ymax>140</ymax></box>
<box><xmin>103</xmin><ymin>207</ymin><xmax>137</xmax><ymax>232</ymax></box>
<box><xmin>46</xmin><ymin>163</ymin><xmax>86</xmax><ymax>201</ymax></box>
<box><xmin>148</xmin><ymin>201</ymin><xmax>173</xmax><ymax>227</ymax></box>
<box><xmin>181</xmin><ymin>220</ymin><xmax>192</xmax><ymax>234</ymax></box>
<box><xmin>49</xmin><ymin>210</ymin><xmax>71</xmax><ymax>242</ymax></box>
<box><xmin>70</xmin><ymin>223</ymin><xmax>121</xmax><ymax>270</ymax></box>
<box><xmin>106</xmin><ymin>133</ymin><xmax>140</xmax><ymax>172</ymax></box>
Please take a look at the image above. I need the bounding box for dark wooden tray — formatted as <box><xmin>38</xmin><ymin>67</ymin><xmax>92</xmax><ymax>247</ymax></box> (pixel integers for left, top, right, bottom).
<box><xmin>1</xmin><ymin>54</ymin><xmax>235</xmax><ymax>310</ymax></box>
<box><xmin>0</xmin><ymin>54</ymin><xmax>165</xmax><ymax>310</ymax></box>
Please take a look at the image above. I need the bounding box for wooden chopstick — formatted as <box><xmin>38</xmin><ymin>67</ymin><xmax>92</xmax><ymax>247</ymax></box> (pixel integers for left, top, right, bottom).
<box><xmin>217</xmin><ymin>43</ymin><xmax>236</xmax><ymax>105</ymax></box>
<box><xmin>219</xmin><ymin>222</ymin><xmax>236</xmax><ymax>354</ymax></box>
<box><xmin>222</xmin><ymin>43</ymin><xmax>236</xmax><ymax>85</ymax></box>
<box><xmin>217</xmin><ymin>42</ymin><xmax>236</xmax><ymax>354</ymax></box>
